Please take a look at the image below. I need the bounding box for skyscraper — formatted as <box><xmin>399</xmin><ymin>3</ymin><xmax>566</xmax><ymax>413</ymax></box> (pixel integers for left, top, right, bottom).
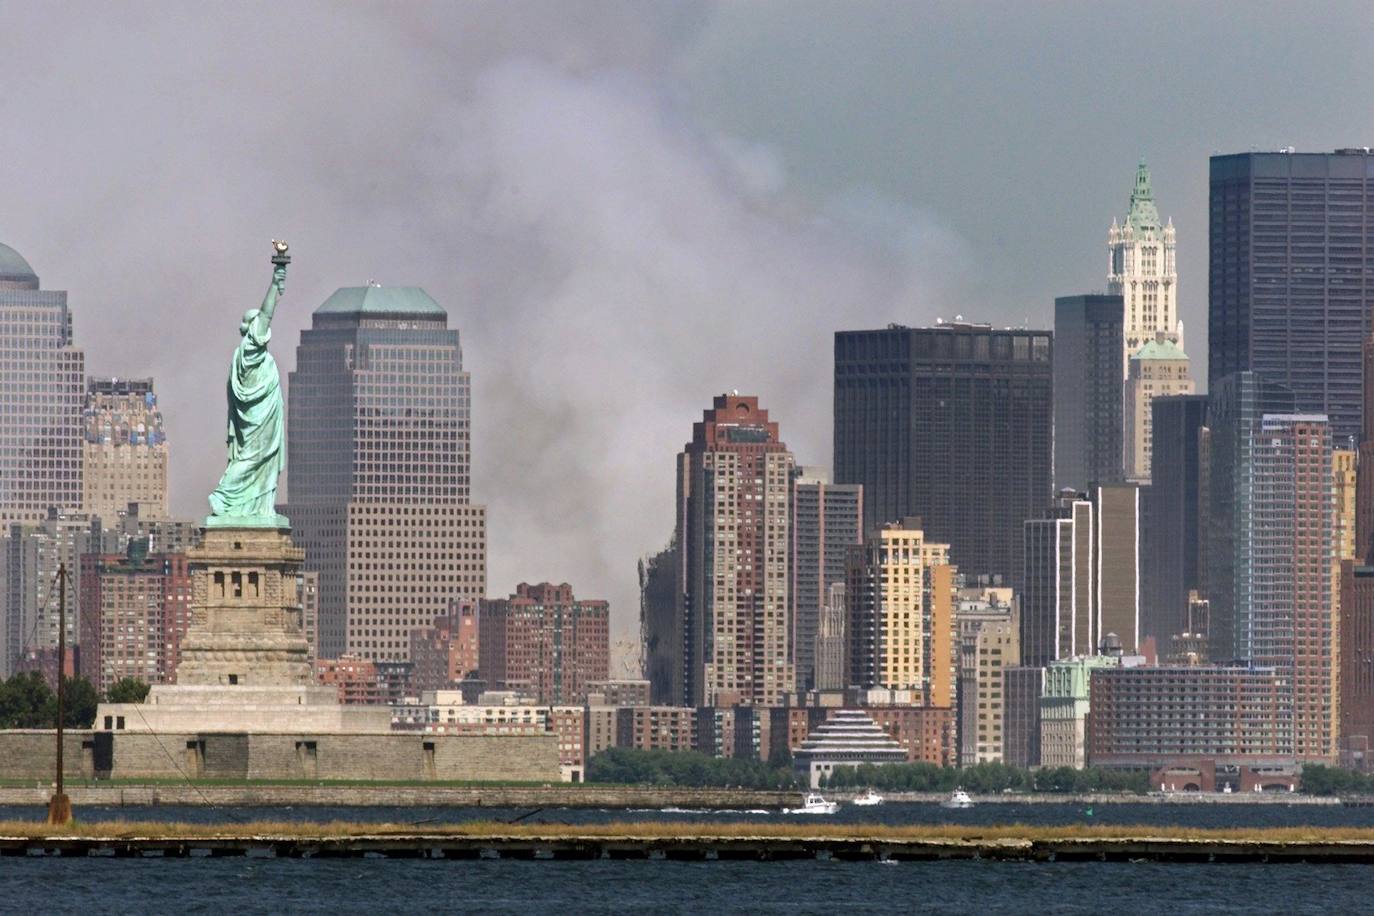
<box><xmin>845</xmin><ymin>518</ymin><xmax>955</xmax><ymax>706</ymax></box>
<box><xmin>1107</xmin><ymin>159</ymin><xmax>1180</xmax><ymax>368</ymax></box>
<box><xmin>81</xmin><ymin>377</ymin><xmax>169</xmax><ymax>521</ymax></box>
<box><xmin>479</xmin><ymin>582</ymin><xmax>609</xmax><ymax>705</ymax></box>
<box><xmin>78</xmin><ymin>539</ymin><xmax>190</xmax><ymax>692</ymax></box>
<box><xmin>790</xmin><ymin>467</ymin><xmax>862</xmax><ymax>692</ymax></box>
<box><xmin>1053</xmin><ymin>294</ymin><xmax>1124</xmax><ymax>491</ymax></box>
<box><xmin>1123</xmin><ymin>335</ymin><xmax>1195</xmax><ymax>483</ymax></box>
<box><xmin>677</xmin><ymin>394</ymin><xmax>794</xmax><ymax>706</ymax></box>
<box><xmin>286</xmin><ymin>285</ymin><xmax>486</xmax><ymax>662</ymax></box>
<box><xmin>1341</xmin><ymin>336</ymin><xmax>1374</xmax><ymax>752</ymax></box>
<box><xmin>1141</xmin><ymin>393</ymin><xmax>1208</xmax><ymax>645</ymax></box>
<box><xmin>638</xmin><ymin>540</ymin><xmax>681</xmax><ymax>705</ymax></box>
<box><xmin>0</xmin><ymin>241</ymin><xmax>84</xmax><ymax>524</ymax></box>
<box><xmin>834</xmin><ymin>321</ymin><xmax>1053</xmax><ymax>585</ymax></box>
<box><xmin>1209</xmin><ymin>150</ymin><xmax>1374</xmax><ymax>444</ymax></box>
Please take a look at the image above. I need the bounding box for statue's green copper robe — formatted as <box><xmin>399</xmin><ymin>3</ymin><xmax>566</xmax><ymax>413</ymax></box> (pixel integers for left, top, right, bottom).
<box><xmin>208</xmin><ymin>319</ymin><xmax>284</xmax><ymax>519</ymax></box>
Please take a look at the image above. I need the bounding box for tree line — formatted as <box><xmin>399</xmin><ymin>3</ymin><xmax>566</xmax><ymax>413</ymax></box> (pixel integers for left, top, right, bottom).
<box><xmin>0</xmin><ymin>672</ymin><xmax>149</xmax><ymax>729</ymax></box>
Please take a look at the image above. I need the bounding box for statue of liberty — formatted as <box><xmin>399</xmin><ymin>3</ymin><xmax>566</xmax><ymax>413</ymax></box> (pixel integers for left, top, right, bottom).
<box><xmin>208</xmin><ymin>241</ymin><xmax>291</xmax><ymax>526</ymax></box>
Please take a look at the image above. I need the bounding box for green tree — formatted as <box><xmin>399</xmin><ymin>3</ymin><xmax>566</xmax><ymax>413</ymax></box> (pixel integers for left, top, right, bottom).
<box><xmin>0</xmin><ymin>672</ymin><xmax>55</xmax><ymax>728</ymax></box>
<box><xmin>50</xmin><ymin>676</ymin><xmax>99</xmax><ymax>728</ymax></box>
<box><xmin>105</xmin><ymin>677</ymin><xmax>151</xmax><ymax>704</ymax></box>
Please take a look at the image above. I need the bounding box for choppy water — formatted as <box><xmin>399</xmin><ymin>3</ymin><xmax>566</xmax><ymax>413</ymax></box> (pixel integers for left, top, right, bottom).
<box><xmin>5</xmin><ymin>858</ymin><xmax>1369</xmax><ymax>915</ymax></box>
<box><xmin>5</xmin><ymin>803</ymin><xmax>1371</xmax><ymax>914</ymax></box>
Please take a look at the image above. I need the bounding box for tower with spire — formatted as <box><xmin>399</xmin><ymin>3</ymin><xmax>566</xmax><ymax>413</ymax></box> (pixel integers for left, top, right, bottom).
<box><xmin>1108</xmin><ymin>160</ymin><xmax>1180</xmax><ymax>376</ymax></box>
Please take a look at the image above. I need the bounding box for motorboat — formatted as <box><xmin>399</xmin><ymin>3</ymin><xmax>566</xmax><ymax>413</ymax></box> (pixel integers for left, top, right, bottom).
<box><xmin>942</xmin><ymin>788</ymin><xmax>974</xmax><ymax>809</ymax></box>
<box><xmin>787</xmin><ymin>793</ymin><xmax>839</xmax><ymax>815</ymax></box>
<box><xmin>851</xmin><ymin>789</ymin><xmax>884</xmax><ymax>807</ymax></box>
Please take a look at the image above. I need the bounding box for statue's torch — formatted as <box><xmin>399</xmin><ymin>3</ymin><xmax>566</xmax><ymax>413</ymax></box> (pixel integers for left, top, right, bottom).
<box><xmin>271</xmin><ymin>239</ymin><xmax>291</xmax><ymax>269</ymax></box>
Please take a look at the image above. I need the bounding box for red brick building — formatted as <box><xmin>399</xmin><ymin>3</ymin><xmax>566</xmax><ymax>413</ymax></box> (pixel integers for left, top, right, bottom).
<box><xmin>409</xmin><ymin>600</ymin><xmax>480</xmax><ymax>693</ymax></box>
<box><xmin>78</xmin><ymin>541</ymin><xmax>190</xmax><ymax>692</ymax></box>
<box><xmin>614</xmin><ymin>706</ymin><xmax>696</xmax><ymax>753</ymax></box>
<box><xmin>315</xmin><ymin>654</ymin><xmax>386</xmax><ymax>705</ymax></box>
<box><xmin>479</xmin><ymin>583</ymin><xmax>609</xmax><ymax>704</ymax></box>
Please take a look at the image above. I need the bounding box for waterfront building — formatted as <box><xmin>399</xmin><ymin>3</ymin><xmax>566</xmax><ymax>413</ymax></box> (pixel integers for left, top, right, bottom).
<box><xmin>1053</xmin><ymin>294</ymin><xmax>1124</xmax><ymax>491</ymax></box>
<box><xmin>676</xmin><ymin>394</ymin><xmax>794</xmax><ymax>706</ymax></box>
<box><xmin>638</xmin><ymin>540</ymin><xmax>680</xmax><ymax>705</ymax></box>
<box><xmin>1039</xmin><ymin>654</ymin><xmax>1120</xmax><ymax>769</ymax></box>
<box><xmin>479</xmin><ymin>583</ymin><xmax>609</xmax><ymax>705</ymax></box>
<box><xmin>81</xmin><ymin>377</ymin><xmax>168</xmax><ymax>522</ymax></box>
<box><xmin>77</xmin><ymin>539</ymin><xmax>190</xmax><ymax>692</ymax></box>
<box><xmin>863</xmin><ymin>704</ymin><xmax>956</xmax><ymax>767</ymax></box>
<box><xmin>314</xmin><ymin>654</ymin><xmax>386</xmax><ymax>705</ymax></box>
<box><xmin>614</xmin><ymin>706</ymin><xmax>697</xmax><ymax>753</ymax></box>
<box><xmin>1087</xmin><ymin>665</ymin><xmax>1289</xmax><ymax>767</ymax></box>
<box><xmin>1209</xmin><ymin>150</ymin><xmax>1374</xmax><ymax>444</ymax></box>
<box><xmin>1141</xmin><ymin>394</ymin><xmax>1208</xmax><ymax>646</ymax></box>
<box><xmin>790</xmin><ymin>467</ymin><xmax>862</xmax><ymax>692</ymax></box>
<box><xmin>1002</xmin><ymin>666</ymin><xmax>1044</xmax><ymax>768</ymax></box>
<box><xmin>833</xmin><ymin>321</ymin><xmax>1053</xmax><ymax>586</ymax></box>
<box><xmin>1123</xmin><ymin>335</ymin><xmax>1195</xmax><ymax>484</ymax></box>
<box><xmin>1108</xmin><ymin>160</ymin><xmax>1180</xmax><ymax>372</ymax></box>
<box><xmin>793</xmin><ymin>708</ymin><xmax>907</xmax><ymax>788</ymax></box>
<box><xmin>845</xmin><ymin>519</ymin><xmax>955</xmax><ymax>706</ymax></box>
<box><xmin>955</xmin><ymin>589</ymin><xmax>1019</xmax><ymax>765</ymax></box>
<box><xmin>586</xmin><ymin>679</ymin><xmax>651</xmax><ymax>706</ymax></box>
<box><xmin>285</xmin><ymin>285</ymin><xmax>486</xmax><ymax>663</ymax></box>
<box><xmin>0</xmin><ymin>241</ymin><xmax>84</xmax><ymax>526</ymax></box>
<box><xmin>1021</xmin><ymin>485</ymin><xmax>1140</xmax><ymax>666</ymax></box>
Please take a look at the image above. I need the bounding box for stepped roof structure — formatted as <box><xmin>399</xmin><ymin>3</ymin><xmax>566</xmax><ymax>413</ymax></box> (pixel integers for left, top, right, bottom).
<box><xmin>793</xmin><ymin>709</ymin><xmax>907</xmax><ymax>788</ymax></box>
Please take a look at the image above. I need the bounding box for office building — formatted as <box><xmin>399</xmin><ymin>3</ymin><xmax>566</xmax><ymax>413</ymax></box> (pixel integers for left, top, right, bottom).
<box><xmin>956</xmin><ymin>589</ymin><xmax>1019</xmax><ymax>765</ymax></box>
<box><xmin>81</xmin><ymin>377</ymin><xmax>168</xmax><ymax>521</ymax></box>
<box><xmin>1342</xmin><ymin>338</ymin><xmax>1374</xmax><ymax>752</ymax></box>
<box><xmin>1108</xmin><ymin>159</ymin><xmax>1180</xmax><ymax>369</ymax></box>
<box><xmin>676</xmin><ymin>394</ymin><xmax>794</xmax><ymax>706</ymax></box>
<box><xmin>1141</xmin><ymin>394</ymin><xmax>1208</xmax><ymax>646</ymax></box>
<box><xmin>845</xmin><ymin>519</ymin><xmax>955</xmax><ymax>705</ymax></box>
<box><xmin>638</xmin><ymin>541</ymin><xmax>680</xmax><ymax>704</ymax></box>
<box><xmin>1209</xmin><ymin>150</ymin><xmax>1374</xmax><ymax>444</ymax></box>
<box><xmin>408</xmin><ymin>599</ymin><xmax>479</xmax><ymax>694</ymax></box>
<box><xmin>1123</xmin><ymin>336</ymin><xmax>1195</xmax><ymax>483</ymax></box>
<box><xmin>1021</xmin><ymin>485</ymin><xmax>1140</xmax><ymax>667</ymax></box>
<box><xmin>1087</xmin><ymin>665</ymin><xmax>1289</xmax><ymax>767</ymax></box>
<box><xmin>1002</xmin><ymin>666</ymin><xmax>1044</xmax><ymax>768</ymax></box>
<box><xmin>1040</xmin><ymin>655</ymin><xmax>1120</xmax><ymax>768</ymax></box>
<box><xmin>77</xmin><ymin>540</ymin><xmax>190</xmax><ymax>692</ymax></box>
<box><xmin>285</xmin><ymin>285</ymin><xmax>486</xmax><ymax>662</ymax></box>
<box><xmin>814</xmin><ymin>582</ymin><xmax>847</xmax><ymax>690</ymax></box>
<box><xmin>479</xmin><ymin>583</ymin><xmax>610</xmax><ymax>705</ymax></box>
<box><xmin>790</xmin><ymin>467</ymin><xmax>862</xmax><ymax>691</ymax></box>
<box><xmin>1053</xmin><ymin>294</ymin><xmax>1124</xmax><ymax>491</ymax></box>
<box><xmin>0</xmin><ymin>241</ymin><xmax>84</xmax><ymax>525</ymax></box>
<box><xmin>834</xmin><ymin>321</ymin><xmax>1053</xmax><ymax>586</ymax></box>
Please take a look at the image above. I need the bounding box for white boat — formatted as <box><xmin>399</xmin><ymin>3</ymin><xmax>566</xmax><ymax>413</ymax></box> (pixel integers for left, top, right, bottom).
<box><xmin>786</xmin><ymin>793</ymin><xmax>839</xmax><ymax>815</ymax></box>
<box><xmin>851</xmin><ymin>789</ymin><xmax>884</xmax><ymax>807</ymax></box>
<box><xmin>942</xmin><ymin>788</ymin><xmax>974</xmax><ymax>809</ymax></box>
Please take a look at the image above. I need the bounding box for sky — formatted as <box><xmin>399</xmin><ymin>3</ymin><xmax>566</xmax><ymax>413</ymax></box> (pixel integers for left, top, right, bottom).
<box><xmin>2</xmin><ymin>1</ymin><xmax>1373</xmax><ymax>648</ymax></box>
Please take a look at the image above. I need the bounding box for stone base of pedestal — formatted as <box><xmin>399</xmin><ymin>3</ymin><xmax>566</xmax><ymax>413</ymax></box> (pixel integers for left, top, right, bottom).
<box><xmin>97</xmin><ymin>684</ymin><xmax>392</xmax><ymax>734</ymax></box>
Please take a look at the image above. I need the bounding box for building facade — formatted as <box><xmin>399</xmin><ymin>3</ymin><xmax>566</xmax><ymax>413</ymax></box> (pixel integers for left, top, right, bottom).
<box><xmin>845</xmin><ymin>519</ymin><xmax>955</xmax><ymax>706</ymax></box>
<box><xmin>479</xmin><ymin>582</ymin><xmax>610</xmax><ymax>705</ymax></box>
<box><xmin>958</xmin><ymin>604</ymin><xmax>1018</xmax><ymax>765</ymax></box>
<box><xmin>1040</xmin><ymin>655</ymin><xmax>1119</xmax><ymax>768</ymax></box>
<box><xmin>1123</xmin><ymin>336</ymin><xmax>1195</xmax><ymax>484</ymax></box>
<box><xmin>1053</xmin><ymin>294</ymin><xmax>1124</xmax><ymax>491</ymax></box>
<box><xmin>834</xmin><ymin>321</ymin><xmax>1053</xmax><ymax>586</ymax></box>
<box><xmin>1208</xmin><ymin>150</ymin><xmax>1374</xmax><ymax>444</ymax></box>
<box><xmin>81</xmin><ymin>377</ymin><xmax>168</xmax><ymax>521</ymax></box>
<box><xmin>78</xmin><ymin>540</ymin><xmax>190</xmax><ymax>692</ymax></box>
<box><xmin>408</xmin><ymin>599</ymin><xmax>480</xmax><ymax>694</ymax></box>
<box><xmin>676</xmin><ymin>394</ymin><xmax>794</xmax><ymax>706</ymax></box>
<box><xmin>1108</xmin><ymin>160</ymin><xmax>1180</xmax><ymax>372</ymax></box>
<box><xmin>285</xmin><ymin>285</ymin><xmax>486</xmax><ymax>662</ymax></box>
<box><xmin>0</xmin><ymin>241</ymin><xmax>84</xmax><ymax>525</ymax></box>
<box><xmin>1002</xmin><ymin>666</ymin><xmax>1044</xmax><ymax>768</ymax></box>
<box><xmin>790</xmin><ymin>467</ymin><xmax>862</xmax><ymax>692</ymax></box>
<box><xmin>638</xmin><ymin>540</ymin><xmax>681</xmax><ymax>705</ymax></box>
<box><xmin>1142</xmin><ymin>394</ymin><xmax>1208</xmax><ymax>647</ymax></box>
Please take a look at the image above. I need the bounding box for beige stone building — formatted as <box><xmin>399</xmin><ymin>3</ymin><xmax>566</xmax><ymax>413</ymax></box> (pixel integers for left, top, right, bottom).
<box><xmin>846</xmin><ymin>519</ymin><xmax>955</xmax><ymax>707</ymax></box>
<box><xmin>81</xmin><ymin>378</ymin><xmax>168</xmax><ymax>522</ymax></box>
<box><xmin>956</xmin><ymin>587</ymin><xmax>1019</xmax><ymax>765</ymax></box>
<box><xmin>1124</xmin><ymin>335</ymin><xmax>1194</xmax><ymax>483</ymax></box>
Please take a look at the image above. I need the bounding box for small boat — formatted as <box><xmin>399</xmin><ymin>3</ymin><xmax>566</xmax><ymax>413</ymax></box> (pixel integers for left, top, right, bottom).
<box><xmin>942</xmin><ymin>788</ymin><xmax>974</xmax><ymax>809</ymax></box>
<box><xmin>787</xmin><ymin>793</ymin><xmax>839</xmax><ymax>815</ymax></box>
<box><xmin>851</xmin><ymin>789</ymin><xmax>884</xmax><ymax>807</ymax></box>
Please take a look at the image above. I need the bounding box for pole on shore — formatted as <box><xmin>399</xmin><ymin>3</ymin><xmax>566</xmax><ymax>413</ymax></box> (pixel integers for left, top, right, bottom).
<box><xmin>47</xmin><ymin>563</ymin><xmax>72</xmax><ymax>825</ymax></box>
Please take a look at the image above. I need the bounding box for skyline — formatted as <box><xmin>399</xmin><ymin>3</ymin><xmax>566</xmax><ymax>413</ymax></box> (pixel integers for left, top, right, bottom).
<box><xmin>4</xmin><ymin>2</ymin><xmax>1373</xmax><ymax>637</ymax></box>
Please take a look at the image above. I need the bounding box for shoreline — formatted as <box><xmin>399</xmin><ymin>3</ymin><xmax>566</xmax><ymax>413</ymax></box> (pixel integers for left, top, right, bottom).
<box><xmin>0</xmin><ymin>784</ymin><xmax>1347</xmax><ymax>808</ymax></box>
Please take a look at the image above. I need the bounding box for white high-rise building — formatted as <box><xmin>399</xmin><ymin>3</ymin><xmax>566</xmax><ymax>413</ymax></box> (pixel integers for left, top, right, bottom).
<box><xmin>1108</xmin><ymin>160</ymin><xmax>1178</xmax><ymax>375</ymax></box>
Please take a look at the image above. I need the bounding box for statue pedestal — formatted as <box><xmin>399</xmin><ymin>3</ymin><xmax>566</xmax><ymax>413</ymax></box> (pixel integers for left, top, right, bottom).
<box><xmin>96</xmin><ymin>525</ymin><xmax>389</xmax><ymax>734</ymax></box>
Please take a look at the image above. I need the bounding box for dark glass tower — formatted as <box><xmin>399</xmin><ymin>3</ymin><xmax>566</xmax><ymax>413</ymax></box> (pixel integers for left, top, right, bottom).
<box><xmin>1209</xmin><ymin>150</ymin><xmax>1374</xmax><ymax>444</ymax></box>
<box><xmin>1141</xmin><ymin>393</ymin><xmax>1208</xmax><ymax>645</ymax></box>
<box><xmin>834</xmin><ymin>321</ymin><xmax>1053</xmax><ymax>586</ymax></box>
<box><xmin>1053</xmin><ymin>294</ymin><xmax>1124</xmax><ymax>491</ymax></box>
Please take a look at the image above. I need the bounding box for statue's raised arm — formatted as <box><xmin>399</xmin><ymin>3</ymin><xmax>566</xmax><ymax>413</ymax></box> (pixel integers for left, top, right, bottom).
<box><xmin>207</xmin><ymin>240</ymin><xmax>291</xmax><ymax>527</ymax></box>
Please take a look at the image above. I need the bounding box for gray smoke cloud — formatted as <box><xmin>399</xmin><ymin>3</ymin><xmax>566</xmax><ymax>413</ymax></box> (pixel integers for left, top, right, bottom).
<box><xmin>1</xmin><ymin>1</ymin><xmax>1371</xmax><ymax>650</ymax></box>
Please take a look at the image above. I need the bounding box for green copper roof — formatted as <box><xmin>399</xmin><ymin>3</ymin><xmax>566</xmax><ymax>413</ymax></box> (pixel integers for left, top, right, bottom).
<box><xmin>314</xmin><ymin>285</ymin><xmax>446</xmax><ymax>317</ymax></box>
<box><xmin>0</xmin><ymin>242</ymin><xmax>37</xmax><ymax>282</ymax></box>
<box><xmin>1132</xmin><ymin>337</ymin><xmax>1188</xmax><ymax>361</ymax></box>
<box><xmin>1125</xmin><ymin>159</ymin><xmax>1161</xmax><ymax>233</ymax></box>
